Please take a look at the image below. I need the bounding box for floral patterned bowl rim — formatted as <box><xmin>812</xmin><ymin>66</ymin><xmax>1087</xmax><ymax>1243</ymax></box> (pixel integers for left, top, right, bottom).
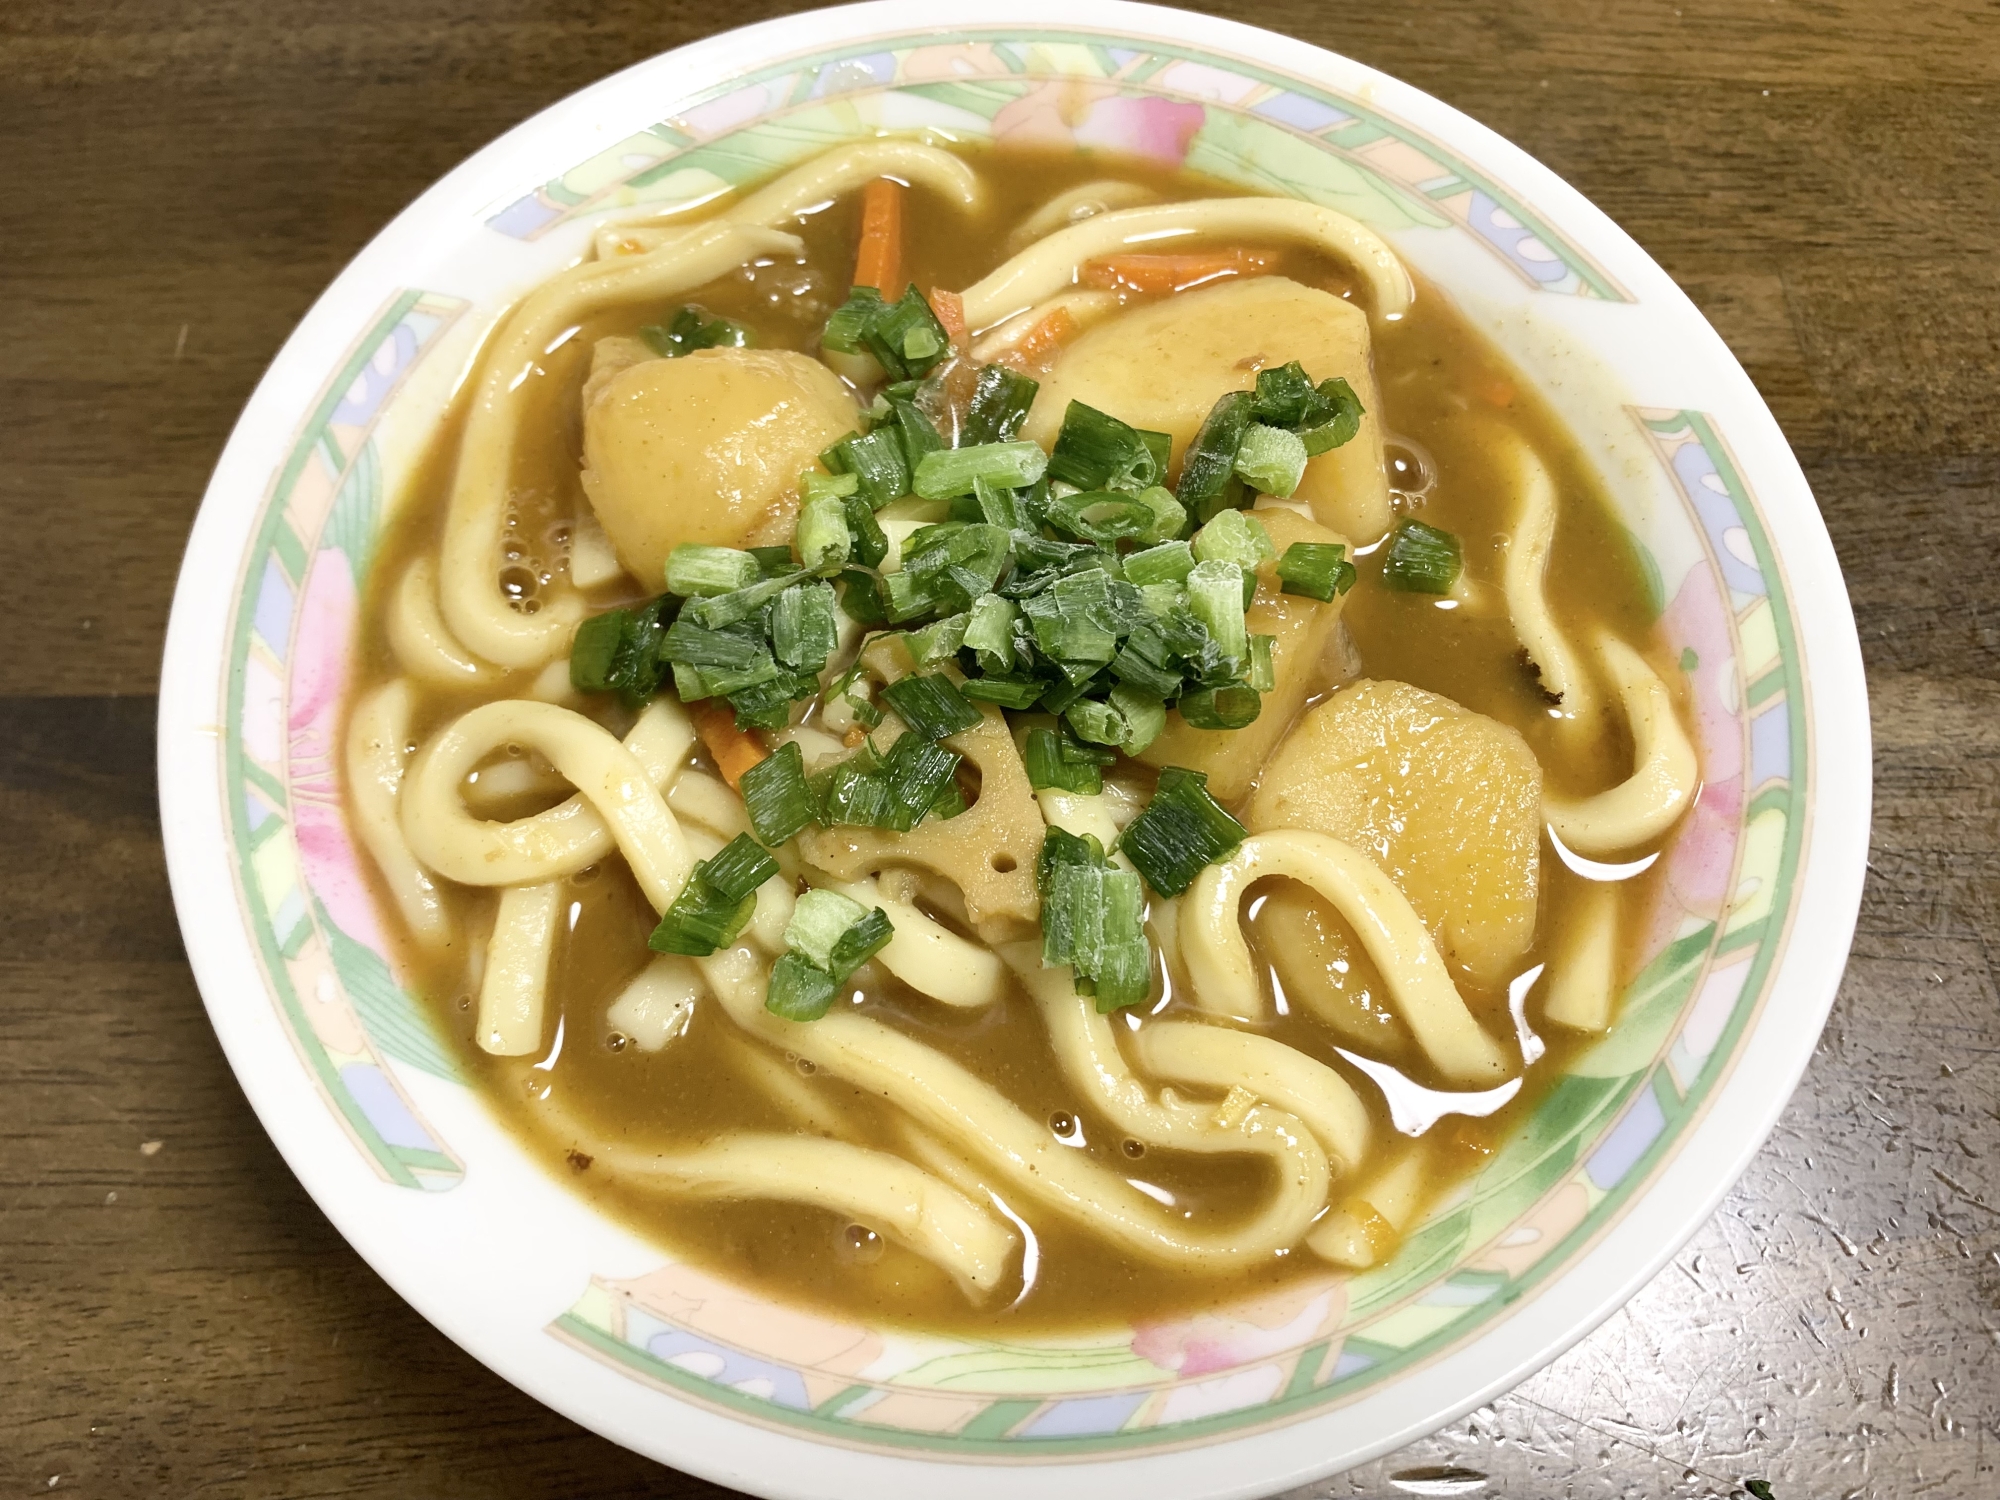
<box><xmin>157</xmin><ymin>2</ymin><xmax>1871</xmax><ymax>1495</ymax></box>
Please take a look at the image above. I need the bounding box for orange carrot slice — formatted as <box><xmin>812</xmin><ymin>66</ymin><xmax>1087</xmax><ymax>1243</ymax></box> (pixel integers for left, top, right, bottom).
<box><xmin>1081</xmin><ymin>249</ymin><xmax>1274</xmax><ymax>294</ymax></box>
<box><xmin>690</xmin><ymin>699</ymin><xmax>768</xmax><ymax>790</ymax></box>
<box><xmin>929</xmin><ymin>286</ymin><xmax>968</xmax><ymax>356</ymax></box>
<box><xmin>1001</xmin><ymin>306</ymin><xmax>1079</xmax><ymax>372</ymax></box>
<box><xmin>853</xmin><ymin>178</ymin><xmax>905</xmax><ymax>296</ymax></box>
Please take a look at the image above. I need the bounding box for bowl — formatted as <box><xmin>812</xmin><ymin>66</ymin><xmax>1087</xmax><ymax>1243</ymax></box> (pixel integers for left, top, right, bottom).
<box><xmin>156</xmin><ymin>2</ymin><xmax>1871</xmax><ymax>1494</ymax></box>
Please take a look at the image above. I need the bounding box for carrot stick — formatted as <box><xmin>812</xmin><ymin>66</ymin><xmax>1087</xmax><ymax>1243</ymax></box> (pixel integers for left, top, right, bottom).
<box><xmin>1081</xmin><ymin>249</ymin><xmax>1273</xmax><ymax>294</ymax></box>
<box><xmin>1001</xmin><ymin>306</ymin><xmax>1079</xmax><ymax>372</ymax></box>
<box><xmin>689</xmin><ymin>699</ymin><xmax>768</xmax><ymax>790</ymax></box>
<box><xmin>929</xmin><ymin>286</ymin><xmax>968</xmax><ymax>357</ymax></box>
<box><xmin>852</xmin><ymin>178</ymin><xmax>905</xmax><ymax>296</ymax></box>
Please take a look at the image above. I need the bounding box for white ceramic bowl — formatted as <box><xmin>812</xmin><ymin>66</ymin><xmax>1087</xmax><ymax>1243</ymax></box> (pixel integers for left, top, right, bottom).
<box><xmin>157</xmin><ymin>3</ymin><xmax>1870</xmax><ymax>1494</ymax></box>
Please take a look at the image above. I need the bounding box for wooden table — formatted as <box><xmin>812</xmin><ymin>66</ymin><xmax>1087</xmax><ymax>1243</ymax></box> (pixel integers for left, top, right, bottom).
<box><xmin>5</xmin><ymin>2</ymin><xmax>1995</xmax><ymax>1494</ymax></box>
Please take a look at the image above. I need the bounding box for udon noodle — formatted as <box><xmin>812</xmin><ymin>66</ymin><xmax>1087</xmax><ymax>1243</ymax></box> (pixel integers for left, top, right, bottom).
<box><xmin>345</xmin><ymin>142</ymin><xmax>1697</xmax><ymax>1332</ymax></box>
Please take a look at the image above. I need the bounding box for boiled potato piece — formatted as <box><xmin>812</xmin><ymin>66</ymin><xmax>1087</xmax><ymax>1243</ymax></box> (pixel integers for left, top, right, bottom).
<box><xmin>1251</xmin><ymin>883</ymin><xmax>1412</xmax><ymax>1060</ymax></box>
<box><xmin>1248</xmin><ymin>679</ymin><xmax>1542</xmax><ymax>988</ymax></box>
<box><xmin>1138</xmin><ymin>508</ymin><xmax>1350</xmax><ymax>802</ymax></box>
<box><xmin>580</xmin><ymin>346</ymin><xmax>857</xmax><ymax>585</ymax></box>
<box><xmin>1021</xmin><ymin>277</ymin><xmax>1392</xmax><ymax>542</ymax></box>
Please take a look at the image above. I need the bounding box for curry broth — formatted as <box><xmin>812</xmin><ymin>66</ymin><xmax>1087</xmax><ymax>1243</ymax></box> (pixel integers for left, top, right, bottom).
<box><xmin>348</xmin><ymin>147</ymin><xmax>1677</xmax><ymax>1335</ymax></box>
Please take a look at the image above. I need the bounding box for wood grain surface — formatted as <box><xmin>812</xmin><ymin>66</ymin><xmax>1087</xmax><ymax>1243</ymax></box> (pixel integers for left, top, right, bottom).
<box><xmin>3</xmin><ymin>2</ymin><xmax>1996</xmax><ymax>1495</ymax></box>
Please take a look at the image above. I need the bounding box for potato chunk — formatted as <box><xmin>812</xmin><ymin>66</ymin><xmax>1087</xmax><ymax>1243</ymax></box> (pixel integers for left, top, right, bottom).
<box><xmin>1247</xmin><ymin>679</ymin><xmax>1542</xmax><ymax>988</ymax></box>
<box><xmin>580</xmin><ymin>346</ymin><xmax>857</xmax><ymax>585</ymax></box>
<box><xmin>1137</xmin><ymin>508</ymin><xmax>1350</xmax><ymax>802</ymax></box>
<box><xmin>1020</xmin><ymin>277</ymin><xmax>1392</xmax><ymax>542</ymax></box>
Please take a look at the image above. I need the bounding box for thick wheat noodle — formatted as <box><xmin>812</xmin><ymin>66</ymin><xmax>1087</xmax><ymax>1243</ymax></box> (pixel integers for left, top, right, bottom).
<box><xmin>1540</xmin><ymin>881</ymin><xmax>1621</xmax><ymax>1031</ymax></box>
<box><xmin>592</xmin><ymin>139</ymin><xmax>983</xmax><ymax>261</ymax></box>
<box><xmin>1006</xmin><ymin>179</ymin><xmax>1161</xmax><ymax>251</ymax></box>
<box><xmin>401</xmin><ymin>699</ymin><xmax>696</xmax><ymax>909</ymax></box>
<box><xmin>694</xmin><ymin>946</ymin><xmax>1327</xmax><ymax>1269</ymax></box>
<box><xmin>1544</xmin><ymin>632</ymin><xmax>1701</xmax><ymax>856</ymax></box>
<box><xmin>958</xmin><ymin>198</ymin><xmax>1414</xmax><ymax>334</ymax></box>
<box><xmin>344</xmin><ymin>679</ymin><xmax>454</xmax><ymax>951</ymax></box>
<box><xmin>1007</xmin><ymin>951</ymin><xmax>1341</xmax><ymax>1185</ymax></box>
<box><xmin>1491</xmin><ymin>424</ymin><xmax>1594</xmax><ymax>726</ymax></box>
<box><xmin>476</xmin><ymin>881</ymin><xmax>561</xmax><ymax>1055</ymax></box>
<box><xmin>532</xmin><ymin>1090</ymin><xmax>1016</xmax><ymax>1296</ymax></box>
<box><xmin>1182</xmin><ymin>830</ymin><xmax>1513</xmax><ymax>1086</ymax></box>
<box><xmin>1308</xmin><ymin>1139</ymin><xmax>1433</xmax><ymax>1268</ymax></box>
<box><xmin>967</xmin><ymin>289</ymin><xmax>1122</xmax><ymax>364</ymax></box>
<box><xmin>387</xmin><ymin>557</ymin><xmax>503</xmax><ymax>687</ymax></box>
<box><xmin>439</xmin><ymin>220</ymin><xmax>802</xmax><ymax>668</ymax></box>
<box><xmin>1128</xmin><ymin>1020</ymin><xmax>1372</xmax><ymax>1176</ymax></box>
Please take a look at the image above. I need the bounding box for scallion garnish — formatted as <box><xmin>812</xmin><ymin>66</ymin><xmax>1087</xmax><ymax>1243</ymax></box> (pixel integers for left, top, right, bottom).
<box><xmin>1066</xmin><ymin>681</ymin><xmax>1166</xmax><ymax>756</ymax></box>
<box><xmin>1274</xmin><ymin>540</ymin><xmax>1357</xmax><ymax>601</ymax></box>
<box><xmin>827</xmin><ymin>905</ymin><xmax>895</xmax><ymax>978</ymax></box>
<box><xmin>1123</xmin><ymin>540</ymin><xmax>1197</xmax><ymax>587</ymax></box>
<box><xmin>1298</xmin><ymin>377</ymin><xmax>1365</xmax><ymax>455</ymax></box>
<box><xmin>882</xmin><ymin>672</ymin><xmax>982</xmax><ymax>740</ymax></box>
<box><xmin>823</xmin><ymin>429</ymin><xmax>910</xmax><ymax>510</ymax></box>
<box><xmin>1176</xmin><ymin>683</ymin><xmax>1261</xmax><ymax>730</ymax></box>
<box><xmin>666</xmin><ymin>544</ymin><xmax>760</xmax><ymax>597</ymax></box>
<box><xmin>912</xmin><ymin>441</ymin><xmax>1048</xmax><ymax>500</ymax></box>
<box><xmin>1024</xmin><ymin>726</ymin><xmax>1116</xmax><ymax>795</ymax></box>
<box><xmin>963</xmin><ymin>365</ymin><xmax>1040</xmax><ymax>445</ymax></box>
<box><xmin>1380</xmin><ymin>518</ymin><xmax>1463</xmax><ymax>595</ymax></box>
<box><xmin>770</xmin><ymin>581</ymin><xmax>839</xmax><ymax>672</ymax></box>
<box><xmin>1176</xmin><ymin>390</ymin><xmax>1254</xmax><ymax>521</ymax></box>
<box><xmin>569</xmin><ymin>594</ymin><xmax>675</xmax><ymax>706</ymax></box>
<box><xmin>1185</xmin><ymin>559</ymin><xmax>1248</xmax><ymax>666</ymax></box>
<box><xmin>738</xmin><ymin>740</ymin><xmax>815</xmax><ymax>846</ymax></box>
<box><xmin>1048</xmin><ymin>401</ymin><xmax>1168</xmax><ymax>493</ymax></box>
<box><xmin>1116</xmin><ymin>767</ymin><xmax>1247</xmax><ymax>897</ymax></box>
<box><xmin>1233</xmin><ymin>423</ymin><xmax>1309</xmax><ymax>498</ymax></box>
<box><xmin>765</xmin><ymin>951</ymin><xmax>838</xmax><ymax>1020</ymax></box>
<box><xmin>640</xmin><ymin>304</ymin><xmax>752</xmax><ymax>358</ymax></box>
<box><xmin>1037</xmin><ymin>829</ymin><xmax>1150</xmax><ymax>1011</ymax></box>
<box><xmin>649</xmin><ymin>834</ymin><xmax>779</xmax><ymax>955</ymax></box>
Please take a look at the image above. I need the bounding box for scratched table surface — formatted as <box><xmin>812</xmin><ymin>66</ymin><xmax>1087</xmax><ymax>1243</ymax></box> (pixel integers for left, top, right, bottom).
<box><xmin>4</xmin><ymin>1</ymin><xmax>1996</xmax><ymax>1495</ymax></box>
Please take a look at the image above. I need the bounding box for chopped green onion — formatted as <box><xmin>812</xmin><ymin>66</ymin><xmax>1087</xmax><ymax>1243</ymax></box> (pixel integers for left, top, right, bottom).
<box><xmin>1136</xmin><ymin>580</ymin><xmax>1186</xmax><ymax>618</ymax></box>
<box><xmin>1132</xmin><ymin>485</ymin><xmax>1188</xmax><ymax>544</ymax></box>
<box><xmin>739</xmin><ymin>741</ymin><xmax>815</xmax><ymax>845</ymax></box>
<box><xmin>749</xmin><ymin>546</ymin><xmax>796</xmax><ymax>579</ymax></box>
<box><xmin>823</xmin><ymin>430</ymin><xmax>910</xmax><ymax>510</ymax></box>
<box><xmin>1177</xmin><ymin>682</ymin><xmax>1262</xmax><ymax>730</ymax></box>
<box><xmin>1065</xmin><ymin>681</ymin><xmax>1166</xmax><ymax>756</ymax></box>
<box><xmin>882</xmin><ymin>673</ymin><xmax>982</xmax><ymax>740</ymax></box>
<box><xmin>969</xmin><ymin>474</ymin><xmax>1030</xmax><ymax>529</ymax></box>
<box><xmin>1248</xmin><ymin>360</ymin><xmax>1327</xmax><ymax>428</ymax></box>
<box><xmin>1186</xmin><ymin>559</ymin><xmax>1248</xmax><ymax>665</ymax></box>
<box><xmin>963</xmin><ymin>365</ymin><xmax>1040</xmax><ymax>444</ymax></box>
<box><xmin>701</xmin><ymin>833</ymin><xmax>780</xmax><ymax>901</ymax></box>
<box><xmin>1038</xmin><ymin>832</ymin><xmax>1150</xmax><ymax>1011</ymax></box>
<box><xmin>862</xmin><ymin>287</ymin><xmax>953</xmax><ymax>380</ymax></box>
<box><xmin>909</xmin><ymin>611</ymin><xmax>970</xmax><ymax>664</ymax></box>
<box><xmin>1299</xmin><ymin>378</ymin><xmax>1365</xmax><ymax>455</ymax></box>
<box><xmin>879</xmin><ymin>731</ymin><xmax>962</xmax><ymax>826</ymax></box>
<box><xmin>1177</xmin><ymin>390</ymin><xmax>1254</xmax><ymax>521</ymax></box>
<box><xmin>770</xmin><ymin>581</ymin><xmax>838</xmax><ymax>671</ymax></box>
<box><xmin>682</xmin><ymin>566</ymin><xmax>809</xmax><ymax>631</ymax></box>
<box><xmin>912</xmin><ymin>441</ymin><xmax>1048</xmax><ymax>500</ymax></box>
<box><xmin>1381</xmin><ymin>519</ymin><xmax>1464</xmax><ymax>595</ymax></box>
<box><xmin>1193</xmin><ymin>508</ymin><xmax>1276</xmax><ymax>571</ymax></box>
<box><xmin>765</xmin><ymin>950</ymin><xmax>838</xmax><ymax>1021</ymax></box>
<box><xmin>959</xmin><ymin>674</ymin><xmax>1044</xmax><ymax>708</ymax></box>
<box><xmin>785</xmin><ymin>887</ymin><xmax>870</xmax><ymax>971</ymax></box>
<box><xmin>662</xmin><ymin>619</ymin><xmax>767</xmax><ymax>672</ymax></box>
<box><xmin>1117</xmin><ymin>767</ymin><xmax>1248</xmax><ymax>897</ymax></box>
<box><xmin>1045</xmin><ymin>490</ymin><xmax>1159</xmax><ymax>544</ymax></box>
<box><xmin>649</xmin><ymin>834</ymin><xmax>778</xmax><ymax>955</ymax></box>
<box><xmin>1048</xmin><ymin>401</ymin><xmax>1166</xmax><ymax>492</ymax></box>
<box><xmin>640</xmin><ymin>304</ymin><xmax>751</xmax><ymax>358</ymax></box>
<box><xmin>821</xmin><ymin>286</ymin><xmax>887</xmax><ymax>355</ymax></box>
<box><xmin>1024</xmin><ymin>725</ymin><xmax>1117</xmax><ymax>795</ymax></box>
<box><xmin>836</xmin><ymin>566</ymin><xmax>889</xmax><ymax>624</ymax></box>
<box><xmin>569</xmin><ymin>595</ymin><xmax>674</xmax><ymax>705</ymax></box>
<box><xmin>826</xmin><ymin>905</ymin><xmax>895</xmax><ymax>979</ymax></box>
<box><xmin>963</xmin><ymin>593</ymin><xmax>1017</xmax><ymax>671</ymax></box>
<box><xmin>1275</xmin><ymin>540</ymin><xmax>1357</xmax><ymax>601</ymax></box>
<box><xmin>1109</xmin><ymin>623</ymin><xmax>1184</xmax><ymax>699</ymax></box>
<box><xmin>890</xmin><ymin>398</ymin><xmax>946</xmax><ymax>473</ymax></box>
<box><xmin>1123</xmin><ymin>540</ymin><xmax>1197</xmax><ymax>587</ymax></box>
<box><xmin>1247</xmin><ymin>633</ymin><xmax>1276</xmax><ymax>693</ymax></box>
<box><xmin>666</xmin><ymin>544</ymin><xmax>759</xmax><ymax>597</ymax></box>
<box><xmin>882</xmin><ymin>569</ymin><xmax>935</xmax><ymax>623</ymax></box>
<box><xmin>1233</xmin><ymin>423</ymin><xmax>1309</xmax><ymax>498</ymax></box>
